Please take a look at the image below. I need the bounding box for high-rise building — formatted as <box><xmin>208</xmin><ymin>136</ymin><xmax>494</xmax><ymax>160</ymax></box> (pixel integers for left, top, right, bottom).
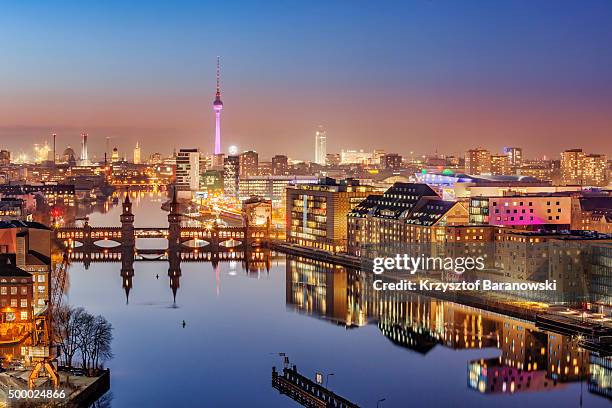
<box><xmin>503</xmin><ymin>147</ymin><xmax>523</xmax><ymax>167</ymax></box>
<box><xmin>240</xmin><ymin>150</ymin><xmax>259</xmax><ymax>177</ymax></box>
<box><xmin>286</xmin><ymin>178</ymin><xmax>375</xmax><ymax>252</ymax></box>
<box><xmin>560</xmin><ymin>149</ymin><xmax>585</xmax><ymax>185</ymax></box>
<box><xmin>175</xmin><ymin>148</ymin><xmax>200</xmax><ymax>192</ymax></box>
<box><xmin>381</xmin><ymin>153</ymin><xmax>402</xmax><ymax>170</ymax></box>
<box><xmin>272</xmin><ymin>155</ymin><xmax>288</xmax><ymax>175</ymax></box>
<box><xmin>582</xmin><ymin>154</ymin><xmax>607</xmax><ymax>186</ymax></box>
<box><xmin>223</xmin><ymin>155</ymin><xmax>240</xmax><ymax>197</ymax></box>
<box><xmin>490</xmin><ymin>154</ymin><xmax>511</xmax><ymax>175</ymax></box>
<box><xmin>213</xmin><ymin>57</ymin><xmax>223</xmax><ymax>155</ymax></box>
<box><xmin>465</xmin><ymin>148</ymin><xmax>491</xmax><ymax>175</ymax></box>
<box><xmin>560</xmin><ymin>149</ymin><xmax>606</xmax><ymax>186</ymax></box>
<box><xmin>133</xmin><ymin>141</ymin><xmax>141</xmax><ymax>164</ymax></box>
<box><xmin>314</xmin><ymin>126</ymin><xmax>327</xmax><ymax>165</ymax></box>
<box><xmin>79</xmin><ymin>133</ymin><xmax>90</xmax><ymax>166</ymax></box>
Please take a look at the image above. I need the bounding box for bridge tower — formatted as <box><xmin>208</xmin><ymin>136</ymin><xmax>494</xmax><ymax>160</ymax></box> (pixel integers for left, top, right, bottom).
<box><xmin>168</xmin><ymin>244</ymin><xmax>182</xmax><ymax>304</ymax></box>
<box><xmin>120</xmin><ymin>244</ymin><xmax>135</xmax><ymax>304</ymax></box>
<box><xmin>121</xmin><ymin>191</ymin><xmax>135</xmax><ymax>247</ymax></box>
<box><xmin>167</xmin><ymin>188</ymin><xmax>181</xmax><ymax>249</ymax></box>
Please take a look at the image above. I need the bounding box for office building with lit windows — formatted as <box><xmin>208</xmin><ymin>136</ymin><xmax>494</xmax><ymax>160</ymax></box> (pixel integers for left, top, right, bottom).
<box><xmin>503</xmin><ymin>147</ymin><xmax>523</xmax><ymax>167</ymax></box>
<box><xmin>223</xmin><ymin>155</ymin><xmax>240</xmax><ymax>198</ymax></box>
<box><xmin>0</xmin><ymin>259</ymin><xmax>33</xmax><ymax>329</ymax></box>
<box><xmin>465</xmin><ymin>148</ymin><xmax>491</xmax><ymax>175</ymax></box>
<box><xmin>239</xmin><ymin>175</ymin><xmax>317</xmax><ymax>207</ymax></box>
<box><xmin>347</xmin><ymin>182</ymin><xmax>472</xmax><ymax>256</ymax></box>
<box><xmin>491</xmin><ymin>154</ymin><xmax>512</xmax><ymax>176</ymax></box>
<box><xmin>470</xmin><ymin>192</ymin><xmax>612</xmax><ymax>232</ymax></box>
<box><xmin>286</xmin><ymin>178</ymin><xmax>375</xmax><ymax>252</ymax></box>
<box><xmin>271</xmin><ymin>155</ymin><xmax>288</xmax><ymax>175</ymax></box>
<box><xmin>560</xmin><ymin>149</ymin><xmax>608</xmax><ymax>186</ymax></box>
<box><xmin>582</xmin><ymin>153</ymin><xmax>608</xmax><ymax>186</ymax></box>
<box><xmin>239</xmin><ymin>150</ymin><xmax>259</xmax><ymax>177</ymax></box>
<box><xmin>175</xmin><ymin>148</ymin><xmax>200</xmax><ymax>193</ymax></box>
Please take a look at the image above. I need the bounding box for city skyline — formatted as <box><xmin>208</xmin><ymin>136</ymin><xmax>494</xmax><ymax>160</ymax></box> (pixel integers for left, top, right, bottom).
<box><xmin>1</xmin><ymin>1</ymin><xmax>612</xmax><ymax>159</ymax></box>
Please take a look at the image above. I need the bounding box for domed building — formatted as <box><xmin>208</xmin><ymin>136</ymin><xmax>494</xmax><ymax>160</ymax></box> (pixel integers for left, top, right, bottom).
<box><xmin>62</xmin><ymin>147</ymin><xmax>76</xmax><ymax>165</ymax></box>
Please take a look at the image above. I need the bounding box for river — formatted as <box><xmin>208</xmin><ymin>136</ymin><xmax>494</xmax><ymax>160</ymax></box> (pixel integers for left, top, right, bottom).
<box><xmin>64</xmin><ymin>192</ymin><xmax>610</xmax><ymax>407</ymax></box>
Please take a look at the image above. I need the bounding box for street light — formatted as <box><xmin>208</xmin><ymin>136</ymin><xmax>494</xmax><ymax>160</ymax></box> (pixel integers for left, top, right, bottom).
<box><xmin>377</xmin><ymin>398</ymin><xmax>386</xmax><ymax>407</ymax></box>
<box><xmin>326</xmin><ymin>373</ymin><xmax>334</xmax><ymax>388</ymax></box>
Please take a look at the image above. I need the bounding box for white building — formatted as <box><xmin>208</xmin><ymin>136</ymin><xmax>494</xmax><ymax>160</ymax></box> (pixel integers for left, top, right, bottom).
<box><xmin>315</xmin><ymin>126</ymin><xmax>327</xmax><ymax>165</ymax></box>
<box><xmin>340</xmin><ymin>149</ymin><xmax>372</xmax><ymax>165</ymax></box>
<box><xmin>176</xmin><ymin>148</ymin><xmax>200</xmax><ymax>193</ymax></box>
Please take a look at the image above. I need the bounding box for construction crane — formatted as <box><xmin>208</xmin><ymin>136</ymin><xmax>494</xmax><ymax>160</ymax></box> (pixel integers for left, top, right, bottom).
<box><xmin>27</xmin><ymin>251</ymin><xmax>69</xmax><ymax>389</ymax></box>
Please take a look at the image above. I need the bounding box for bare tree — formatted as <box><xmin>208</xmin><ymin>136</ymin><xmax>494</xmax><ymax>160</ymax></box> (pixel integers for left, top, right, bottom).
<box><xmin>77</xmin><ymin>312</ymin><xmax>96</xmax><ymax>370</ymax></box>
<box><xmin>90</xmin><ymin>315</ymin><xmax>113</xmax><ymax>370</ymax></box>
<box><xmin>54</xmin><ymin>304</ymin><xmax>114</xmax><ymax>374</ymax></box>
<box><xmin>54</xmin><ymin>305</ymin><xmax>86</xmax><ymax>367</ymax></box>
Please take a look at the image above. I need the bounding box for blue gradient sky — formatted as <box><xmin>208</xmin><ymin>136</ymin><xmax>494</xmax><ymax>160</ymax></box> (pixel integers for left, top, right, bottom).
<box><xmin>1</xmin><ymin>0</ymin><xmax>611</xmax><ymax>160</ymax></box>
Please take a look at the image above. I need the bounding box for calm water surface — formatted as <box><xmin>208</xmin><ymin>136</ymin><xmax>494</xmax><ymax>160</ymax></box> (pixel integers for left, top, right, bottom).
<box><xmin>65</xmin><ymin>193</ymin><xmax>610</xmax><ymax>407</ymax></box>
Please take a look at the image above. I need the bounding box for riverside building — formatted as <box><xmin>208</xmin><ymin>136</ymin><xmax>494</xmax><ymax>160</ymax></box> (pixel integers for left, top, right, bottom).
<box><xmin>286</xmin><ymin>178</ymin><xmax>376</xmax><ymax>252</ymax></box>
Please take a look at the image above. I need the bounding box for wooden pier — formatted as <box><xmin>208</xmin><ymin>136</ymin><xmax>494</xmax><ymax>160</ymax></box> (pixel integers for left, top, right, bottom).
<box><xmin>272</xmin><ymin>365</ymin><xmax>360</xmax><ymax>408</ymax></box>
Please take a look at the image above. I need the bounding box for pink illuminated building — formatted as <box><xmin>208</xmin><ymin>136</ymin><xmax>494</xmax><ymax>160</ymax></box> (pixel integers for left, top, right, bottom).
<box><xmin>213</xmin><ymin>56</ymin><xmax>223</xmax><ymax>155</ymax></box>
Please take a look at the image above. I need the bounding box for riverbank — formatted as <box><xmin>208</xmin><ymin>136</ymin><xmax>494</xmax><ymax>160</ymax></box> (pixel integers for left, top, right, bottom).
<box><xmin>273</xmin><ymin>242</ymin><xmax>612</xmax><ymax>354</ymax></box>
<box><xmin>0</xmin><ymin>369</ymin><xmax>110</xmax><ymax>407</ymax></box>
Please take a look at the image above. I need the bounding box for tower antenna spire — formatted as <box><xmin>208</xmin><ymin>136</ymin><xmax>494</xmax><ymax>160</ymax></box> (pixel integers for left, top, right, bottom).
<box><xmin>213</xmin><ymin>56</ymin><xmax>224</xmax><ymax>155</ymax></box>
<box><xmin>216</xmin><ymin>56</ymin><xmax>221</xmax><ymax>98</ymax></box>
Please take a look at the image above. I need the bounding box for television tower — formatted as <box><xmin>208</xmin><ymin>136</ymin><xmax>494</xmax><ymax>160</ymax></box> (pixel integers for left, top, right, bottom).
<box><xmin>213</xmin><ymin>56</ymin><xmax>223</xmax><ymax>155</ymax></box>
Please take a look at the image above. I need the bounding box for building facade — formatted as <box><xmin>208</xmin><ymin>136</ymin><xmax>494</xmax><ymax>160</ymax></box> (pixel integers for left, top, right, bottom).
<box><xmin>286</xmin><ymin>178</ymin><xmax>375</xmax><ymax>252</ymax></box>
<box><xmin>175</xmin><ymin>148</ymin><xmax>200</xmax><ymax>192</ymax></box>
<box><xmin>314</xmin><ymin>127</ymin><xmax>327</xmax><ymax>165</ymax></box>
<box><xmin>240</xmin><ymin>150</ymin><xmax>259</xmax><ymax>177</ymax></box>
<box><xmin>465</xmin><ymin>148</ymin><xmax>492</xmax><ymax>175</ymax></box>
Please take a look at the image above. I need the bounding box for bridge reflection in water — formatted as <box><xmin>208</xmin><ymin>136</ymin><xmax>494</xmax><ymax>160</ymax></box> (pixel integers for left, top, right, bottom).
<box><xmin>56</xmin><ymin>192</ymin><xmax>273</xmax><ymax>304</ymax></box>
<box><xmin>284</xmin><ymin>255</ymin><xmax>612</xmax><ymax>402</ymax></box>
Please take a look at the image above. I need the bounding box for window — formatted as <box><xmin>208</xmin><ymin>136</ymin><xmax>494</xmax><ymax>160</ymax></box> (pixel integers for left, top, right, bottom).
<box><xmin>20</xmin><ymin>287</ymin><xmax>26</xmax><ymax>295</ymax></box>
<box><xmin>10</xmin><ymin>287</ymin><xmax>17</xmax><ymax>295</ymax></box>
<box><xmin>20</xmin><ymin>299</ymin><xmax>27</xmax><ymax>308</ymax></box>
<box><xmin>20</xmin><ymin>311</ymin><xmax>28</xmax><ymax>321</ymax></box>
<box><xmin>10</xmin><ymin>299</ymin><xmax>17</xmax><ymax>307</ymax></box>
<box><xmin>0</xmin><ymin>287</ymin><xmax>6</xmax><ymax>295</ymax></box>
<box><xmin>37</xmin><ymin>275</ymin><xmax>45</xmax><ymax>283</ymax></box>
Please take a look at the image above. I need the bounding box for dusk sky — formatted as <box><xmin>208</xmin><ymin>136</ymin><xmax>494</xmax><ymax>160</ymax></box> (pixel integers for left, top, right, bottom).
<box><xmin>1</xmin><ymin>0</ymin><xmax>611</xmax><ymax>161</ymax></box>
